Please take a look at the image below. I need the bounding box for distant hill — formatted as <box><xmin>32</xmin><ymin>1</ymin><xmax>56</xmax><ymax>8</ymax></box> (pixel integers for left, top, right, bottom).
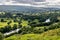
<box><xmin>0</xmin><ymin>5</ymin><xmax>60</xmax><ymax>13</ymax></box>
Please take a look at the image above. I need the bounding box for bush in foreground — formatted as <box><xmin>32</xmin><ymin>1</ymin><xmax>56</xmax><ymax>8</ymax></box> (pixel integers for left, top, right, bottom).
<box><xmin>0</xmin><ymin>32</ymin><xmax>4</xmax><ymax>40</ymax></box>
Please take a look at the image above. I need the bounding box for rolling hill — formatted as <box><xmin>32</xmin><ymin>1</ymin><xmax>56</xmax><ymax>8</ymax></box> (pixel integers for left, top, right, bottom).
<box><xmin>0</xmin><ymin>5</ymin><xmax>60</xmax><ymax>13</ymax></box>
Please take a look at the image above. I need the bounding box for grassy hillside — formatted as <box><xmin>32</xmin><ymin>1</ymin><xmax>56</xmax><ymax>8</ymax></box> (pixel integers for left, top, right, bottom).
<box><xmin>5</xmin><ymin>28</ymin><xmax>60</xmax><ymax>40</ymax></box>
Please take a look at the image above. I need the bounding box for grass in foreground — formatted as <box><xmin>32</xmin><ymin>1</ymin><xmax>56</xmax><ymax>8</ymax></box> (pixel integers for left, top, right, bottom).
<box><xmin>5</xmin><ymin>28</ymin><xmax>60</xmax><ymax>40</ymax></box>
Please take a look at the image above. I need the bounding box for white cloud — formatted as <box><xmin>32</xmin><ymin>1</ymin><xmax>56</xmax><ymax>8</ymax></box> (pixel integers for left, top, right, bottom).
<box><xmin>0</xmin><ymin>0</ymin><xmax>60</xmax><ymax>7</ymax></box>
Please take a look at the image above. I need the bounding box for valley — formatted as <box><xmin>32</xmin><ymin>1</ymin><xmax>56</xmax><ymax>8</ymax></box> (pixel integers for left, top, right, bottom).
<box><xmin>0</xmin><ymin>10</ymin><xmax>60</xmax><ymax>40</ymax></box>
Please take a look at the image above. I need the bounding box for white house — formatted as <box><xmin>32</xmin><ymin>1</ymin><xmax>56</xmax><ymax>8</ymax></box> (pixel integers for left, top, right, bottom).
<box><xmin>45</xmin><ymin>19</ymin><xmax>50</xmax><ymax>23</ymax></box>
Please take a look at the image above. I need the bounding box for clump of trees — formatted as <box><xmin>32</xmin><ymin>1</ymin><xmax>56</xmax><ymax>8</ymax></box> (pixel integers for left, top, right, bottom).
<box><xmin>0</xmin><ymin>25</ymin><xmax>12</xmax><ymax>33</ymax></box>
<box><xmin>18</xmin><ymin>25</ymin><xmax>32</xmax><ymax>34</ymax></box>
<box><xmin>29</xmin><ymin>22</ymin><xmax>53</xmax><ymax>27</ymax></box>
<box><xmin>44</xmin><ymin>23</ymin><xmax>60</xmax><ymax>31</ymax></box>
<box><xmin>0</xmin><ymin>24</ymin><xmax>22</xmax><ymax>33</ymax></box>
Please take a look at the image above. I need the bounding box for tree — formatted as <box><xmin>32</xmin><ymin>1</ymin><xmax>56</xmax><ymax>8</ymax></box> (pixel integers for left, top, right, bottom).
<box><xmin>7</xmin><ymin>21</ymin><xmax>12</xmax><ymax>25</ymax></box>
<box><xmin>12</xmin><ymin>24</ymin><xmax>17</xmax><ymax>30</ymax></box>
<box><xmin>13</xmin><ymin>19</ymin><xmax>18</xmax><ymax>22</ymax></box>
<box><xmin>1</xmin><ymin>19</ymin><xmax>4</xmax><ymax>22</ymax></box>
<box><xmin>18</xmin><ymin>24</ymin><xmax>22</xmax><ymax>28</ymax></box>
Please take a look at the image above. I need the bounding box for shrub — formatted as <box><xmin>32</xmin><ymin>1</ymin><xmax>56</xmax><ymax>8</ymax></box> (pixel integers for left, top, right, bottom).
<box><xmin>0</xmin><ymin>32</ymin><xmax>4</xmax><ymax>40</ymax></box>
<box><xmin>33</xmin><ymin>27</ymin><xmax>44</xmax><ymax>33</ymax></box>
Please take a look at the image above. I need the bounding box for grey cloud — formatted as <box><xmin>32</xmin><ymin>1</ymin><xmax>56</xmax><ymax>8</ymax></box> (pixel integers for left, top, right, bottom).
<box><xmin>0</xmin><ymin>0</ymin><xmax>60</xmax><ymax>8</ymax></box>
<box><xmin>0</xmin><ymin>0</ymin><xmax>46</xmax><ymax>4</ymax></box>
<box><xmin>34</xmin><ymin>0</ymin><xmax>46</xmax><ymax>2</ymax></box>
<box><xmin>12</xmin><ymin>0</ymin><xmax>46</xmax><ymax>3</ymax></box>
<box><xmin>12</xmin><ymin>0</ymin><xmax>46</xmax><ymax>2</ymax></box>
<box><xmin>12</xmin><ymin>0</ymin><xmax>31</xmax><ymax>4</ymax></box>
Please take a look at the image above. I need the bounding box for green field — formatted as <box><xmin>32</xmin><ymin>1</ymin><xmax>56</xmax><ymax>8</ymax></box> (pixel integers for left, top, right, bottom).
<box><xmin>21</xmin><ymin>20</ymin><xmax>28</xmax><ymax>26</ymax></box>
<box><xmin>0</xmin><ymin>22</ymin><xmax>7</xmax><ymax>28</ymax></box>
<box><xmin>0</xmin><ymin>19</ymin><xmax>28</xmax><ymax>28</ymax></box>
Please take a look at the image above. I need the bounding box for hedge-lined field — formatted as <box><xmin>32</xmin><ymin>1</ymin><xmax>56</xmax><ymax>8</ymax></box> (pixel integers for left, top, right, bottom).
<box><xmin>0</xmin><ymin>19</ymin><xmax>28</xmax><ymax>28</ymax></box>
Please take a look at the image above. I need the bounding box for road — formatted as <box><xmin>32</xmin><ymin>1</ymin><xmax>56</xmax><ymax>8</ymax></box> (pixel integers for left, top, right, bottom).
<box><xmin>4</xmin><ymin>28</ymin><xmax>20</xmax><ymax>36</ymax></box>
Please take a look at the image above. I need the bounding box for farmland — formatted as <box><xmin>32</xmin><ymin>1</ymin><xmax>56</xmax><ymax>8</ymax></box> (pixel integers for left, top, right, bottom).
<box><xmin>0</xmin><ymin>11</ymin><xmax>60</xmax><ymax>40</ymax></box>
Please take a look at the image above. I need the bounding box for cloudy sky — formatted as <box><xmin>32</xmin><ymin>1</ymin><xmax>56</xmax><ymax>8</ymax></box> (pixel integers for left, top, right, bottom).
<box><xmin>0</xmin><ymin>0</ymin><xmax>60</xmax><ymax>7</ymax></box>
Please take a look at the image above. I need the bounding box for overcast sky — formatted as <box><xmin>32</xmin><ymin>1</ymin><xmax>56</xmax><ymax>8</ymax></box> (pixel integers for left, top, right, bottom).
<box><xmin>0</xmin><ymin>0</ymin><xmax>60</xmax><ymax>7</ymax></box>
